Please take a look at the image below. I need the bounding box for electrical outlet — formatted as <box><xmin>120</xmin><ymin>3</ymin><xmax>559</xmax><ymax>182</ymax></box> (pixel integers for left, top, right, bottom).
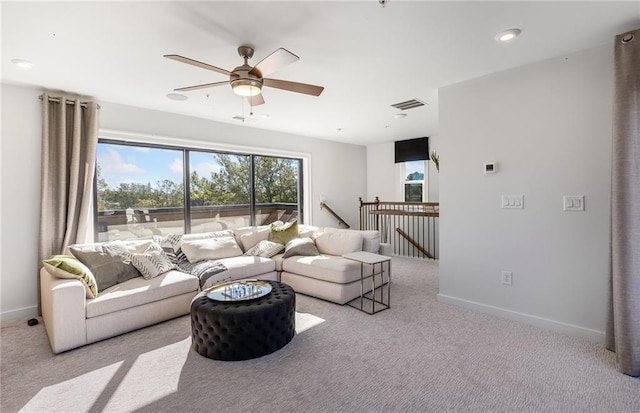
<box><xmin>501</xmin><ymin>271</ymin><xmax>513</xmax><ymax>286</ymax></box>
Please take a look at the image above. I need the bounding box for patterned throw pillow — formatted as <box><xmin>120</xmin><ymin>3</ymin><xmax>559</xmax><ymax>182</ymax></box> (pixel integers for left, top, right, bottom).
<box><xmin>43</xmin><ymin>255</ymin><xmax>99</xmax><ymax>298</ymax></box>
<box><xmin>131</xmin><ymin>243</ymin><xmax>176</xmax><ymax>280</ymax></box>
<box><xmin>243</xmin><ymin>240</ymin><xmax>285</xmax><ymax>258</ymax></box>
<box><xmin>269</xmin><ymin>220</ymin><xmax>299</xmax><ymax>245</ymax></box>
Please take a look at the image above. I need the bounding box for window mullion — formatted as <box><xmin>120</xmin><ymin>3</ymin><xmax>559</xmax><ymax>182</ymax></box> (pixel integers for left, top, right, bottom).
<box><xmin>184</xmin><ymin>149</ymin><xmax>191</xmax><ymax>234</ymax></box>
<box><xmin>249</xmin><ymin>155</ymin><xmax>256</xmax><ymax>226</ymax></box>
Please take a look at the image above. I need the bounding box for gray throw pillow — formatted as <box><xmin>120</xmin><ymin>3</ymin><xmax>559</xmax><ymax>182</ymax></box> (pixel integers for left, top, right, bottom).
<box><xmin>282</xmin><ymin>237</ymin><xmax>320</xmax><ymax>259</ymax></box>
<box><xmin>70</xmin><ymin>242</ymin><xmax>142</xmax><ymax>291</ymax></box>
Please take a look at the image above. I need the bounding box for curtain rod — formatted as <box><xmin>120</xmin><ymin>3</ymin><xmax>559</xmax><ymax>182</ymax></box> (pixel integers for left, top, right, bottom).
<box><xmin>38</xmin><ymin>95</ymin><xmax>100</xmax><ymax>109</ymax></box>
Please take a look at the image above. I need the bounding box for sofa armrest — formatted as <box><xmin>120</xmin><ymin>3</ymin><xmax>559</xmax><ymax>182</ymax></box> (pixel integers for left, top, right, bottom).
<box><xmin>40</xmin><ymin>268</ymin><xmax>87</xmax><ymax>353</ymax></box>
<box><xmin>379</xmin><ymin>243</ymin><xmax>393</xmax><ymax>257</ymax></box>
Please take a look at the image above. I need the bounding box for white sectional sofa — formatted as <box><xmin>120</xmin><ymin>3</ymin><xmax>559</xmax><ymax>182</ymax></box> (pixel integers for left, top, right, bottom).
<box><xmin>40</xmin><ymin>223</ymin><xmax>390</xmax><ymax>353</ymax></box>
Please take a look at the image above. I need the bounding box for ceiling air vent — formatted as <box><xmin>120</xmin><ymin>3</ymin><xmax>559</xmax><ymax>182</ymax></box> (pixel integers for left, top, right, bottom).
<box><xmin>390</xmin><ymin>99</ymin><xmax>426</xmax><ymax>111</ymax></box>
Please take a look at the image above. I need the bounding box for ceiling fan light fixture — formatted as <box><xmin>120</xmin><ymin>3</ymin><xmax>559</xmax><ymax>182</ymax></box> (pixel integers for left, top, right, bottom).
<box><xmin>231</xmin><ymin>78</ymin><xmax>262</xmax><ymax>96</ymax></box>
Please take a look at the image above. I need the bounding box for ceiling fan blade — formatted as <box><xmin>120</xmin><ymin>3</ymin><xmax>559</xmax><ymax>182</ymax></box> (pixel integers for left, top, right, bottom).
<box><xmin>249</xmin><ymin>48</ymin><xmax>299</xmax><ymax>78</ymax></box>
<box><xmin>247</xmin><ymin>94</ymin><xmax>265</xmax><ymax>106</ymax></box>
<box><xmin>174</xmin><ymin>81</ymin><xmax>228</xmax><ymax>92</ymax></box>
<box><xmin>164</xmin><ymin>54</ymin><xmax>232</xmax><ymax>77</ymax></box>
<box><xmin>263</xmin><ymin>78</ymin><xmax>324</xmax><ymax>96</ymax></box>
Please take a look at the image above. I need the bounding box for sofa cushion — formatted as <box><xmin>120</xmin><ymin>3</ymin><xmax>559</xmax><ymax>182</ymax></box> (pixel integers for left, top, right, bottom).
<box><xmin>269</xmin><ymin>220</ymin><xmax>299</xmax><ymax>245</ymax></box>
<box><xmin>234</xmin><ymin>226</ymin><xmax>271</xmax><ymax>251</ymax></box>
<box><xmin>181</xmin><ymin>236</ymin><xmax>242</xmax><ymax>262</ymax></box>
<box><xmin>154</xmin><ymin>230</ymin><xmax>234</xmax><ymax>264</ymax></box>
<box><xmin>86</xmin><ymin>270</ymin><xmax>198</xmax><ymax>318</ymax></box>
<box><xmin>216</xmin><ymin>256</ymin><xmax>276</xmax><ymax>280</ymax></box>
<box><xmin>282</xmin><ymin>237</ymin><xmax>320</xmax><ymax>259</ymax></box>
<box><xmin>315</xmin><ymin>230</ymin><xmax>363</xmax><ymax>256</ymax></box>
<box><xmin>131</xmin><ymin>243</ymin><xmax>177</xmax><ymax>279</ymax></box>
<box><xmin>43</xmin><ymin>255</ymin><xmax>99</xmax><ymax>298</ymax></box>
<box><xmin>361</xmin><ymin>230</ymin><xmax>381</xmax><ymax>253</ymax></box>
<box><xmin>243</xmin><ymin>240</ymin><xmax>285</xmax><ymax>258</ymax></box>
<box><xmin>282</xmin><ymin>255</ymin><xmax>363</xmax><ymax>284</ymax></box>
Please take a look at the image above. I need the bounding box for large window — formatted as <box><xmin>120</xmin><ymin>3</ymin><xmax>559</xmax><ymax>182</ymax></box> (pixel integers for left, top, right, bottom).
<box><xmin>95</xmin><ymin>140</ymin><xmax>303</xmax><ymax>241</ymax></box>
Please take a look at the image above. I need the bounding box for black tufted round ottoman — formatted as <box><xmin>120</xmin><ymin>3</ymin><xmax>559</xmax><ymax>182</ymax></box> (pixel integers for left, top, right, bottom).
<box><xmin>190</xmin><ymin>280</ymin><xmax>295</xmax><ymax>361</ymax></box>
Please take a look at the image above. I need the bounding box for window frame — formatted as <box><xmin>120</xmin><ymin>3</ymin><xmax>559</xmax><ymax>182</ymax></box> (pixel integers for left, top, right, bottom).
<box><xmin>398</xmin><ymin>159</ymin><xmax>428</xmax><ymax>202</ymax></box>
<box><xmin>94</xmin><ymin>130</ymin><xmax>309</xmax><ymax>241</ymax></box>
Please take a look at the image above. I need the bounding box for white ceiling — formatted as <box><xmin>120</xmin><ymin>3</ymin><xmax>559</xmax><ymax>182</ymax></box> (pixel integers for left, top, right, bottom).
<box><xmin>2</xmin><ymin>1</ymin><xmax>639</xmax><ymax>146</ymax></box>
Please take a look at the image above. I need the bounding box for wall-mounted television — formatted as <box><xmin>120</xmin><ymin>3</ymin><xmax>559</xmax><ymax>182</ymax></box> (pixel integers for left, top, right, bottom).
<box><xmin>394</xmin><ymin>137</ymin><xmax>429</xmax><ymax>163</ymax></box>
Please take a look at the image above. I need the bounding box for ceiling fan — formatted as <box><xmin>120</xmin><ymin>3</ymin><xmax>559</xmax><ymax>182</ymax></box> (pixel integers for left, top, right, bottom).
<box><xmin>164</xmin><ymin>46</ymin><xmax>324</xmax><ymax>106</ymax></box>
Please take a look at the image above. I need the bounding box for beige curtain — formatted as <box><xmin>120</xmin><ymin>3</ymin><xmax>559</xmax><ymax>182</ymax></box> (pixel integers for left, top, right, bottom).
<box><xmin>607</xmin><ymin>29</ymin><xmax>640</xmax><ymax>377</ymax></box>
<box><xmin>38</xmin><ymin>94</ymin><xmax>100</xmax><ymax>268</ymax></box>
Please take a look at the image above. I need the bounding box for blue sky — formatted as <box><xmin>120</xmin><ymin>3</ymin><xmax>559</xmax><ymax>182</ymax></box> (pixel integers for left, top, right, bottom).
<box><xmin>97</xmin><ymin>143</ymin><xmax>221</xmax><ymax>189</ymax></box>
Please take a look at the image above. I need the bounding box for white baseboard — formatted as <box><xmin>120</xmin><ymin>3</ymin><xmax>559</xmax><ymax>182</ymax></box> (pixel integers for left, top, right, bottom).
<box><xmin>437</xmin><ymin>293</ymin><xmax>605</xmax><ymax>344</ymax></box>
<box><xmin>1</xmin><ymin>305</ymin><xmax>38</xmax><ymax>323</ymax></box>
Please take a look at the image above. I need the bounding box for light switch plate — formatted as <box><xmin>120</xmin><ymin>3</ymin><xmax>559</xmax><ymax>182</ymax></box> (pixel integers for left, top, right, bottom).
<box><xmin>563</xmin><ymin>195</ymin><xmax>585</xmax><ymax>211</ymax></box>
<box><xmin>501</xmin><ymin>195</ymin><xmax>524</xmax><ymax>209</ymax></box>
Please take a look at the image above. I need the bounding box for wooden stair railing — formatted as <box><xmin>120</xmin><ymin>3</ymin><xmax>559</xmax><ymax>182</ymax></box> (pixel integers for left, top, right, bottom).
<box><xmin>395</xmin><ymin>228</ymin><xmax>434</xmax><ymax>259</ymax></box>
<box><xmin>320</xmin><ymin>202</ymin><xmax>350</xmax><ymax>228</ymax></box>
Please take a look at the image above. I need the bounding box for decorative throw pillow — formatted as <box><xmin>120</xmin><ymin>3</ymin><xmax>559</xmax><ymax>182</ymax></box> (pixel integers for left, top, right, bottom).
<box><xmin>130</xmin><ymin>243</ymin><xmax>176</xmax><ymax>280</ymax></box>
<box><xmin>180</xmin><ymin>236</ymin><xmax>243</xmax><ymax>263</ymax></box>
<box><xmin>43</xmin><ymin>255</ymin><xmax>98</xmax><ymax>298</ymax></box>
<box><xmin>269</xmin><ymin>220</ymin><xmax>299</xmax><ymax>245</ymax></box>
<box><xmin>315</xmin><ymin>230</ymin><xmax>364</xmax><ymax>256</ymax></box>
<box><xmin>152</xmin><ymin>235</ymin><xmax>180</xmax><ymax>264</ymax></box>
<box><xmin>70</xmin><ymin>241</ymin><xmax>143</xmax><ymax>291</ymax></box>
<box><xmin>244</xmin><ymin>240</ymin><xmax>285</xmax><ymax>258</ymax></box>
<box><xmin>282</xmin><ymin>237</ymin><xmax>320</xmax><ymax>259</ymax></box>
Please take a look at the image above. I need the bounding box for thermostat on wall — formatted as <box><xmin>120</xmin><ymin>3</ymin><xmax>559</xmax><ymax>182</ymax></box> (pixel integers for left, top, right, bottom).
<box><xmin>484</xmin><ymin>162</ymin><xmax>497</xmax><ymax>174</ymax></box>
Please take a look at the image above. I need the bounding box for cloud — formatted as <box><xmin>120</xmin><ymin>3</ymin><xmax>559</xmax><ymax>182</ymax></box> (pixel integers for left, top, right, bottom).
<box><xmin>169</xmin><ymin>158</ymin><xmax>183</xmax><ymax>175</ymax></box>
<box><xmin>193</xmin><ymin>161</ymin><xmax>220</xmax><ymax>176</ymax></box>
<box><xmin>100</xmin><ymin>148</ymin><xmax>145</xmax><ymax>174</ymax></box>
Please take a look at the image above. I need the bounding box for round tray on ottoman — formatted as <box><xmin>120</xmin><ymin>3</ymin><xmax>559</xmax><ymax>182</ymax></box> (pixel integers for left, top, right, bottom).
<box><xmin>190</xmin><ymin>280</ymin><xmax>295</xmax><ymax>361</ymax></box>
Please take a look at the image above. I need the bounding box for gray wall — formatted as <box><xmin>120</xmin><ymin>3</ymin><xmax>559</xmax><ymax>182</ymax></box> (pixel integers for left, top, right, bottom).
<box><xmin>438</xmin><ymin>44</ymin><xmax>613</xmax><ymax>342</ymax></box>
<box><xmin>0</xmin><ymin>83</ymin><xmax>367</xmax><ymax>321</ymax></box>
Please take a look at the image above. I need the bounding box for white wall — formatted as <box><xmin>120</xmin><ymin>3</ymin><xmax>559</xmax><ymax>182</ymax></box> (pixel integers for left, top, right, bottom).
<box><xmin>427</xmin><ymin>135</ymin><xmax>440</xmax><ymax>202</ymax></box>
<box><xmin>0</xmin><ymin>83</ymin><xmax>367</xmax><ymax>321</ymax></box>
<box><xmin>1</xmin><ymin>84</ymin><xmax>42</xmax><ymax>321</ymax></box>
<box><xmin>438</xmin><ymin>44</ymin><xmax>613</xmax><ymax>342</ymax></box>
<box><xmin>366</xmin><ymin>142</ymin><xmax>396</xmax><ymax>202</ymax></box>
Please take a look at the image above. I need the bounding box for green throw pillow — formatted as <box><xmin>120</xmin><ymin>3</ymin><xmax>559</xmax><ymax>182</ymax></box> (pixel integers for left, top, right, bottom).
<box><xmin>43</xmin><ymin>255</ymin><xmax>99</xmax><ymax>298</ymax></box>
<box><xmin>268</xmin><ymin>220</ymin><xmax>299</xmax><ymax>245</ymax></box>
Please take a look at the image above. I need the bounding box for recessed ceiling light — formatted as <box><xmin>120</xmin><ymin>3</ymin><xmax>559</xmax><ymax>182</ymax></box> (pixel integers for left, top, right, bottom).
<box><xmin>166</xmin><ymin>93</ymin><xmax>187</xmax><ymax>101</ymax></box>
<box><xmin>394</xmin><ymin>113</ymin><xmax>407</xmax><ymax>119</ymax></box>
<box><xmin>260</xmin><ymin>114</ymin><xmax>270</xmax><ymax>119</ymax></box>
<box><xmin>495</xmin><ymin>28</ymin><xmax>522</xmax><ymax>43</ymax></box>
<box><xmin>11</xmin><ymin>58</ymin><xmax>35</xmax><ymax>70</ymax></box>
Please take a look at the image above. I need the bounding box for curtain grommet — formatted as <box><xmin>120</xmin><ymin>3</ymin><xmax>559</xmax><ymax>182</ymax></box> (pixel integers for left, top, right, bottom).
<box><xmin>621</xmin><ymin>33</ymin><xmax>634</xmax><ymax>44</ymax></box>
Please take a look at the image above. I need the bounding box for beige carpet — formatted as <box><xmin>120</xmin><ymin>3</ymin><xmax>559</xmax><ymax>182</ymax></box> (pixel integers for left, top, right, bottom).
<box><xmin>1</xmin><ymin>257</ymin><xmax>639</xmax><ymax>413</ymax></box>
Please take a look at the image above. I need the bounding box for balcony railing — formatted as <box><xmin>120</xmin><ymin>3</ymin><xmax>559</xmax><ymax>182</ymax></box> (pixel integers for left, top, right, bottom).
<box><xmin>96</xmin><ymin>203</ymin><xmax>299</xmax><ymax>242</ymax></box>
<box><xmin>359</xmin><ymin>197</ymin><xmax>439</xmax><ymax>260</ymax></box>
